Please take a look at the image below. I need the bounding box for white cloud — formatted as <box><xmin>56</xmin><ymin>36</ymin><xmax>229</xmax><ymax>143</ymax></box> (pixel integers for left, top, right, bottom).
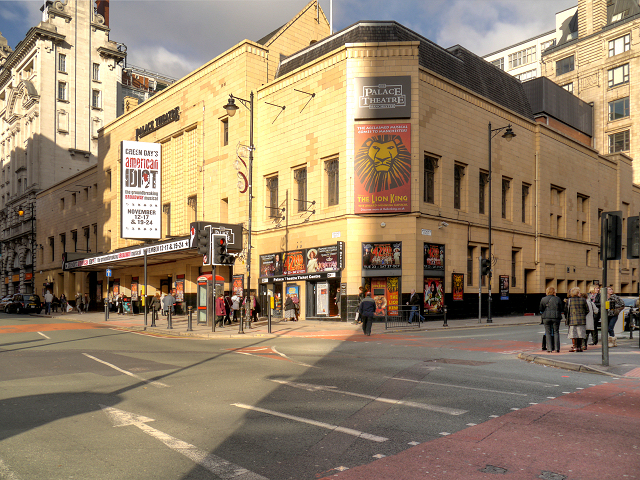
<box><xmin>127</xmin><ymin>46</ymin><xmax>201</xmax><ymax>80</ymax></box>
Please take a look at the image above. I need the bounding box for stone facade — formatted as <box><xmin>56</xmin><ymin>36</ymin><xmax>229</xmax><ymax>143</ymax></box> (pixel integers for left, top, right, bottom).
<box><xmin>0</xmin><ymin>0</ymin><xmax>124</xmax><ymax>295</ymax></box>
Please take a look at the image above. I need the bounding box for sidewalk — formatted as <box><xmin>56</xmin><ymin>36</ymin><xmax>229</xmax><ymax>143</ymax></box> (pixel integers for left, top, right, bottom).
<box><xmin>37</xmin><ymin>310</ymin><xmax>640</xmax><ymax>378</ymax></box>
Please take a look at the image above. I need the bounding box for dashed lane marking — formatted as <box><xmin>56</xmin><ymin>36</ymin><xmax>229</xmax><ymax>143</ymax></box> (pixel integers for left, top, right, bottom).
<box><xmin>231</xmin><ymin>403</ymin><xmax>389</xmax><ymax>442</ymax></box>
<box><xmin>36</xmin><ymin>331</ymin><xmax>50</xmax><ymax>339</ymax></box>
<box><xmin>386</xmin><ymin>377</ymin><xmax>528</xmax><ymax>396</ymax></box>
<box><xmin>83</xmin><ymin>353</ymin><xmax>169</xmax><ymax>388</ymax></box>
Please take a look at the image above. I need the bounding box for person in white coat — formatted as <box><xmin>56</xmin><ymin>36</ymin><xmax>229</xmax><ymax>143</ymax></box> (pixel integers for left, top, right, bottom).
<box><xmin>584</xmin><ymin>292</ymin><xmax>599</xmax><ymax>347</ymax></box>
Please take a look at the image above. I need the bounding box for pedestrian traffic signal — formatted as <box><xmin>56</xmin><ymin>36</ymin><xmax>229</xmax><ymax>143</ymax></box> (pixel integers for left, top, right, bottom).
<box><xmin>481</xmin><ymin>258</ymin><xmax>491</xmax><ymax>276</ymax></box>
<box><xmin>197</xmin><ymin>227</ymin><xmax>211</xmax><ymax>263</ymax></box>
<box><xmin>602</xmin><ymin>211</ymin><xmax>622</xmax><ymax>261</ymax></box>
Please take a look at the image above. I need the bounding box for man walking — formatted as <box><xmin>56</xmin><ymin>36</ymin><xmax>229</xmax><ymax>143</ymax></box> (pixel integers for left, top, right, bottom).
<box><xmin>358</xmin><ymin>291</ymin><xmax>376</xmax><ymax>336</ymax></box>
<box><xmin>406</xmin><ymin>289</ymin><xmax>423</xmax><ymax>324</ymax></box>
<box><xmin>162</xmin><ymin>290</ymin><xmax>176</xmax><ymax>317</ymax></box>
<box><xmin>44</xmin><ymin>291</ymin><xmax>53</xmax><ymax>315</ymax></box>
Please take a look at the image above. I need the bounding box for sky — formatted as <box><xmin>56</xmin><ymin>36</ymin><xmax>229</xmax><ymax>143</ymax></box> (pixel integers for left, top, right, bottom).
<box><xmin>0</xmin><ymin>0</ymin><xmax>577</xmax><ymax>80</ymax></box>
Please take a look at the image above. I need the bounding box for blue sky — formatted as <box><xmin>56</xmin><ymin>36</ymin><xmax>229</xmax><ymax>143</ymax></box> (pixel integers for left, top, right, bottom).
<box><xmin>0</xmin><ymin>0</ymin><xmax>576</xmax><ymax>79</ymax></box>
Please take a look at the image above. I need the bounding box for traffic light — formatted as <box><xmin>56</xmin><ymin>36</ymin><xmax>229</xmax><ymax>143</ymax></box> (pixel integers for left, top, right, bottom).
<box><xmin>213</xmin><ymin>234</ymin><xmax>226</xmax><ymax>265</ymax></box>
<box><xmin>627</xmin><ymin>216</ymin><xmax>639</xmax><ymax>259</ymax></box>
<box><xmin>481</xmin><ymin>258</ymin><xmax>491</xmax><ymax>276</ymax></box>
<box><xmin>602</xmin><ymin>211</ymin><xmax>622</xmax><ymax>261</ymax></box>
<box><xmin>197</xmin><ymin>227</ymin><xmax>211</xmax><ymax>264</ymax></box>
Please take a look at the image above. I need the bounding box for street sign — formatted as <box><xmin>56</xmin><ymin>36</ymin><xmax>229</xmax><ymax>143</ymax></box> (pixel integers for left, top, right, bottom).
<box><xmin>106</xmin><ymin>268</ymin><xmax>112</xmax><ymax>277</ymax></box>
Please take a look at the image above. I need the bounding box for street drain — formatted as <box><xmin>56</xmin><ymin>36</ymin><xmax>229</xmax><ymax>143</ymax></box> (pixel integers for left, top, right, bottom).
<box><xmin>539</xmin><ymin>471</ymin><xmax>566</xmax><ymax>480</ymax></box>
<box><xmin>480</xmin><ymin>465</ymin><xmax>507</xmax><ymax>474</ymax></box>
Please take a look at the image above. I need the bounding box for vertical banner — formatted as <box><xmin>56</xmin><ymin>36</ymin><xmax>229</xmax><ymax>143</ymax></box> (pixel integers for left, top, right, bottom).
<box><xmin>500</xmin><ymin>275</ymin><xmax>510</xmax><ymax>300</ymax></box>
<box><xmin>386</xmin><ymin>277</ymin><xmax>399</xmax><ymax>315</ymax></box>
<box><xmin>316</xmin><ymin>281</ymin><xmax>329</xmax><ymax>315</ymax></box>
<box><xmin>175</xmin><ymin>278</ymin><xmax>184</xmax><ymax>302</ymax></box>
<box><xmin>370</xmin><ymin>278</ymin><xmax>388</xmax><ymax>316</ymax></box>
<box><xmin>112</xmin><ymin>281</ymin><xmax>120</xmax><ymax>297</ymax></box>
<box><xmin>121</xmin><ymin>140</ymin><xmax>162</xmax><ymax>239</ymax></box>
<box><xmin>452</xmin><ymin>273</ymin><xmax>464</xmax><ymax>301</ymax></box>
<box><xmin>130</xmin><ymin>282</ymin><xmax>138</xmax><ymax>301</ymax></box>
<box><xmin>232</xmin><ymin>274</ymin><xmax>244</xmax><ymax>296</ymax></box>
<box><xmin>354</xmin><ymin>124</ymin><xmax>411</xmax><ymax>213</ymax></box>
<box><xmin>424</xmin><ymin>277</ymin><xmax>444</xmax><ymax>314</ymax></box>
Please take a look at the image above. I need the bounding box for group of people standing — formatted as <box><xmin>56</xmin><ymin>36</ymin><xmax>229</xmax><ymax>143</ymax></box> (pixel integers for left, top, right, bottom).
<box><xmin>539</xmin><ymin>284</ymin><xmax>623</xmax><ymax>353</ymax></box>
<box><xmin>215</xmin><ymin>292</ymin><xmax>261</xmax><ymax>328</ymax></box>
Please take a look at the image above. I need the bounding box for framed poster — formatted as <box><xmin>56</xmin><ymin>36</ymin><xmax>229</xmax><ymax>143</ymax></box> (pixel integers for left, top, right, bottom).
<box><xmin>424</xmin><ymin>277</ymin><xmax>444</xmax><ymax>314</ymax></box>
<box><xmin>316</xmin><ymin>282</ymin><xmax>329</xmax><ymax>315</ymax></box>
<box><xmin>121</xmin><ymin>140</ymin><xmax>161</xmax><ymax>239</ymax></box>
<box><xmin>232</xmin><ymin>274</ymin><xmax>244</xmax><ymax>296</ymax></box>
<box><xmin>362</xmin><ymin>242</ymin><xmax>402</xmax><ymax>269</ymax></box>
<box><xmin>284</xmin><ymin>250</ymin><xmax>306</xmax><ymax>275</ymax></box>
<box><xmin>354</xmin><ymin>123</ymin><xmax>411</xmax><ymax>214</ymax></box>
<box><xmin>452</xmin><ymin>273</ymin><xmax>464</xmax><ymax>301</ymax></box>
<box><xmin>175</xmin><ymin>278</ymin><xmax>184</xmax><ymax>302</ymax></box>
<box><xmin>424</xmin><ymin>243</ymin><xmax>445</xmax><ymax>271</ymax></box>
<box><xmin>370</xmin><ymin>278</ymin><xmax>388</xmax><ymax>317</ymax></box>
<box><xmin>500</xmin><ymin>275</ymin><xmax>510</xmax><ymax>300</ymax></box>
<box><xmin>286</xmin><ymin>284</ymin><xmax>299</xmax><ymax>303</ymax></box>
<box><xmin>131</xmin><ymin>282</ymin><xmax>138</xmax><ymax>301</ymax></box>
<box><xmin>386</xmin><ymin>277</ymin><xmax>399</xmax><ymax>316</ymax></box>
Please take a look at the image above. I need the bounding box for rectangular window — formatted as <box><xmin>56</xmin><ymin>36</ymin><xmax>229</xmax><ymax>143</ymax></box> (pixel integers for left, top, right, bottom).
<box><xmin>608</xmin><ymin>64</ymin><xmax>629</xmax><ymax>87</ymax></box>
<box><xmin>60</xmin><ymin>197</ymin><xmax>65</xmax><ymax>211</ymax></box>
<box><xmin>72</xmin><ymin>192</ymin><xmax>77</xmax><ymax>205</ymax></box>
<box><xmin>325</xmin><ymin>158</ymin><xmax>339</xmax><ymax>206</ymax></box>
<box><xmin>423</xmin><ymin>155</ymin><xmax>437</xmax><ymax>204</ymax></box>
<box><xmin>611</xmin><ymin>10</ymin><xmax>629</xmax><ymax>23</ymax></box>
<box><xmin>562</xmin><ymin>83</ymin><xmax>573</xmax><ymax>93</ymax></box>
<box><xmin>92</xmin><ymin>62</ymin><xmax>100</xmax><ymax>81</ymax></box>
<box><xmin>467</xmin><ymin>247</ymin><xmax>474</xmax><ymax>286</ymax></box>
<box><xmin>49</xmin><ymin>237</ymin><xmax>55</xmax><ymax>262</ymax></box>
<box><xmin>502</xmin><ymin>178</ymin><xmax>511</xmax><ymax>219</ymax></box>
<box><xmin>522</xmin><ymin>183</ymin><xmax>530</xmax><ymax>223</ymax></box>
<box><xmin>92</xmin><ymin>90</ymin><xmax>101</xmax><ymax>109</ymax></box>
<box><xmin>454</xmin><ymin>164</ymin><xmax>465</xmax><ymax>210</ymax></box>
<box><xmin>266</xmin><ymin>176</ymin><xmax>279</xmax><ymax>218</ymax></box>
<box><xmin>556</xmin><ymin>55</ymin><xmax>575</xmax><ymax>76</ymax></box>
<box><xmin>187</xmin><ymin>196</ymin><xmax>197</xmax><ymax>225</ymax></box>
<box><xmin>541</xmin><ymin>39</ymin><xmax>555</xmax><ymax>52</ymax></box>
<box><xmin>71</xmin><ymin>230</ymin><xmax>77</xmax><ymax>252</ymax></box>
<box><xmin>609</xmin><ymin>34</ymin><xmax>631</xmax><ymax>57</ymax></box>
<box><xmin>221</xmin><ymin>118</ymin><xmax>229</xmax><ymax>146</ymax></box>
<box><xmin>57</xmin><ymin>81</ymin><xmax>67</xmax><ymax>101</ymax></box>
<box><xmin>515</xmin><ymin>69</ymin><xmax>537</xmax><ymax>82</ymax></box>
<box><xmin>162</xmin><ymin>204</ymin><xmax>171</xmax><ymax>237</ymax></box>
<box><xmin>58</xmin><ymin>53</ymin><xmax>66</xmax><ymax>72</ymax></box>
<box><xmin>60</xmin><ymin>233</ymin><xmax>66</xmax><ymax>253</ymax></box>
<box><xmin>608</xmin><ymin>97</ymin><xmax>630</xmax><ymax>120</ymax></box>
<box><xmin>609</xmin><ymin>130</ymin><xmax>630</xmax><ymax>153</ymax></box>
<box><xmin>84</xmin><ymin>227</ymin><xmax>90</xmax><ymax>252</ymax></box>
<box><xmin>511</xmin><ymin>250</ymin><xmax>518</xmax><ymax>288</ymax></box>
<box><xmin>491</xmin><ymin>57</ymin><xmax>504</xmax><ymax>70</ymax></box>
<box><xmin>294</xmin><ymin>167</ymin><xmax>307</xmax><ymax>212</ymax></box>
<box><xmin>508</xmin><ymin>46</ymin><xmax>536</xmax><ymax>70</ymax></box>
<box><xmin>479</xmin><ymin>171</ymin><xmax>488</xmax><ymax>215</ymax></box>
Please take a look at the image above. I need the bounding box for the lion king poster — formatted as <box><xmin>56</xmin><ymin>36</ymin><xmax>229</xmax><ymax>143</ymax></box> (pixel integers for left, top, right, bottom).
<box><xmin>354</xmin><ymin>124</ymin><xmax>411</xmax><ymax>213</ymax></box>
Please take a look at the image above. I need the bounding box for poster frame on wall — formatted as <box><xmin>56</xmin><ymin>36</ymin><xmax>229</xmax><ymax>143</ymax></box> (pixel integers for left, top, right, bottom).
<box><xmin>500</xmin><ymin>275</ymin><xmax>510</xmax><ymax>301</ymax></box>
<box><xmin>452</xmin><ymin>273</ymin><xmax>464</xmax><ymax>301</ymax></box>
<box><xmin>232</xmin><ymin>275</ymin><xmax>244</xmax><ymax>297</ymax></box>
<box><xmin>424</xmin><ymin>277</ymin><xmax>444</xmax><ymax>314</ymax></box>
<box><xmin>121</xmin><ymin>140</ymin><xmax>162</xmax><ymax>240</ymax></box>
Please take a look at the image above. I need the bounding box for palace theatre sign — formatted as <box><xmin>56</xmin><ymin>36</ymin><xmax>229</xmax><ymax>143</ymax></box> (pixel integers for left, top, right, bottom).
<box><xmin>135</xmin><ymin>107</ymin><xmax>180</xmax><ymax>140</ymax></box>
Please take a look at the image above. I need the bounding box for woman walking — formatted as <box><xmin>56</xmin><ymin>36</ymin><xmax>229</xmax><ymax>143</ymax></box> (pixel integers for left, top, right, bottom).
<box><xmin>566</xmin><ymin>287</ymin><xmax>588</xmax><ymax>352</ymax></box>
<box><xmin>584</xmin><ymin>291</ymin><xmax>599</xmax><ymax>347</ymax></box>
<box><xmin>539</xmin><ymin>287</ymin><xmax>563</xmax><ymax>353</ymax></box>
<box><xmin>284</xmin><ymin>294</ymin><xmax>296</xmax><ymax>322</ymax></box>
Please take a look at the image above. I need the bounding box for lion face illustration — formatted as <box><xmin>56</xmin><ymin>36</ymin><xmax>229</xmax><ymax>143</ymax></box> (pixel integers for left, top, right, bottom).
<box><xmin>355</xmin><ymin>135</ymin><xmax>411</xmax><ymax>193</ymax></box>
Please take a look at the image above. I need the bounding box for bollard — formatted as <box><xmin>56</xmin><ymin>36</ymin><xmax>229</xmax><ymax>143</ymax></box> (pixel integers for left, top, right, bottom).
<box><xmin>443</xmin><ymin>305</ymin><xmax>448</xmax><ymax>327</ymax></box>
<box><xmin>151</xmin><ymin>308</ymin><xmax>157</xmax><ymax>327</ymax></box>
<box><xmin>105</xmin><ymin>299</ymin><xmax>109</xmax><ymax>322</ymax></box>
<box><xmin>167</xmin><ymin>309</ymin><xmax>173</xmax><ymax>329</ymax></box>
<box><xmin>187</xmin><ymin>306</ymin><xmax>193</xmax><ymax>332</ymax></box>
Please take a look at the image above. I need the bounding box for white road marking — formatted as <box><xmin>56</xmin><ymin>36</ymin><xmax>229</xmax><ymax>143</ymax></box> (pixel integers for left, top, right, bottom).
<box><xmin>272</xmin><ymin>380</ymin><xmax>467</xmax><ymax>416</ymax></box>
<box><xmin>372</xmin><ymin>454</ymin><xmax>386</xmax><ymax>458</ymax></box>
<box><xmin>489</xmin><ymin>415</ymin><xmax>499</xmax><ymax>418</ymax></box>
<box><xmin>408</xmin><ymin>441</ymin><xmax>420</xmax><ymax>445</ymax></box>
<box><xmin>101</xmin><ymin>406</ymin><xmax>266</xmax><ymax>479</ymax></box>
<box><xmin>83</xmin><ymin>353</ymin><xmax>169</xmax><ymax>388</ymax></box>
<box><xmin>231</xmin><ymin>403</ymin><xmax>388</xmax><ymax>443</ymax></box>
<box><xmin>386</xmin><ymin>377</ymin><xmax>528</xmax><ymax>397</ymax></box>
<box><xmin>466</xmin><ymin>423</ymin><xmax>477</xmax><ymax>426</ymax></box>
<box><xmin>36</xmin><ymin>332</ymin><xmax>50</xmax><ymax>339</ymax></box>
<box><xmin>476</xmin><ymin>375</ymin><xmax>559</xmax><ymax>387</ymax></box>
<box><xmin>0</xmin><ymin>458</ymin><xmax>21</xmax><ymax>480</ymax></box>
<box><xmin>439</xmin><ymin>432</ymin><xmax>451</xmax><ymax>436</ymax></box>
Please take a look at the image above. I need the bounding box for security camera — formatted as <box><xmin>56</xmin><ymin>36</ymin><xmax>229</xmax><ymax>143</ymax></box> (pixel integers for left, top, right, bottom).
<box><xmin>439</xmin><ymin>221</ymin><xmax>449</xmax><ymax>228</ymax></box>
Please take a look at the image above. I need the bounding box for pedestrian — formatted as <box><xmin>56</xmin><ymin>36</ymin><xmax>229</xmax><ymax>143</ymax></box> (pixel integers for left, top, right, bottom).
<box><xmin>75</xmin><ymin>292</ymin><xmax>84</xmax><ymax>314</ymax></box>
<box><xmin>406</xmin><ymin>289</ymin><xmax>424</xmax><ymax>324</ymax></box>
<box><xmin>253</xmin><ymin>295</ymin><xmax>261</xmax><ymax>322</ymax></box>
<box><xmin>354</xmin><ymin>286</ymin><xmax>365</xmax><ymax>325</ymax></box>
<box><xmin>215</xmin><ymin>295</ymin><xmax>226</xmax><ymax>328</ymax></box>
<box><xmin>231</xmin><ymin>293</ymin><xmax>240</xmax><ymax>321</ymax></box>
<box><xmin>60</xmin><ymin>293</ymin><xmax>67</xmax><ymax>313</ymax></box>
<box><xmin>284</xmin><ymin>294</ymin><xmax>296</xmax><ymax>322</ymax></box>
<box><xmin>151</xmin><ymin>292</ymin><xmax>162</xmax><ymax>318</ymax></box>
<box><xmin>162</xmin><ymin>291</ymin><xmax>175</xmax><ymax>317</ymax></box>
<box><xmin>358</xmin><ymin>291</ymin><xmax>376</xmax><ymax>336</ymax></box>
<box><xmin>605</xmin><ymin>286</ymin><xmax>624</xmax><ymax>347</ymax></box>
<box><xmin>52</xmin><ymin>295</ymin><xmax>59</xmax><ymax>313</ymax></box>
<box><xmin>117</xmin><ymin>294</ymin><xmax>124</xmax><ymax>315</ymax></box>
<box><xmin>566</xmin><ymin>287</ymin><xmax>587</xmax><ymax>352</ymax></box>
<box><xmin>584</xmin><ymin>291</ymin><xmax>599</xmax><ymax>347</ymax></box>
<box><xmin>291</xmin><ymin>294</ymin><xmax>299</xmax><ymax>321</ymax></box>
<box><xmin>44</xmin><ymin>290</ymin><xmax>53</xmax><ymax>315</ymax></box>
<box><xmin>84</xmin><ymin>293</ymin><xmax>90</xmax><ymax>313</ymax></box>
<box><xmin>539</xmin><ymin>286</ymin><xmax>563</xmax><ymax>353</ymax></box>
<box><xmin>108</xmin><ymin>293</ymin><xmax>114</xmax><ymax>312</ymax></box>
<box><xmin>224</xmin><ymin>294</ymin><xmax>232</xmax><ymax>325</ymax></box>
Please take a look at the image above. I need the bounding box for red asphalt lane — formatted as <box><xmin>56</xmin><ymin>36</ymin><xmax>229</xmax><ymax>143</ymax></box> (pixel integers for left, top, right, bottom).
<box><xmin>320</xmin><ymin>379</ymin><xmax>640</xmax><ymax>480</ymax></box>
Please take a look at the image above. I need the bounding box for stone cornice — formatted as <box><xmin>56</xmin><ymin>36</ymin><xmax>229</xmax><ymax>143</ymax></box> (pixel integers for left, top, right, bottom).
<box><xmin>97</xmin><ymin>46</ymin><xmax>126</xmax><ymax>62</ymax></box>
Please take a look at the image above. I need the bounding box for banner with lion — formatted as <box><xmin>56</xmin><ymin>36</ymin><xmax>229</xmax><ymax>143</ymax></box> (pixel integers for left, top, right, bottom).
<box><xmin>354</xmin><ymin>124</ymin><xmax>411</xmax><ymax>213</ymax></box>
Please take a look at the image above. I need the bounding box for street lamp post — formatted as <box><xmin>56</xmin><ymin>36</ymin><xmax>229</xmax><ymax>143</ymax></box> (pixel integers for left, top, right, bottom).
<box><xmin>18</xmin><ymin>202</ymin><xmax>35</xmax><ymax>294</ymax></box>
<box><xmin>487</xmin><ymin>122</ymin><xmax>516</xmax><ymax>323</ymax></box>
<box><xmin>223</xmin><ymin>92</ymin><xmax>254</xmax><ymax>335</ymax></box>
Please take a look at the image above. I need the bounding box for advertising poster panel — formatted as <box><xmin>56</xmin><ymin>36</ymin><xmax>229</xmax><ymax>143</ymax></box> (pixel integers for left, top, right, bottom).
<box><xmin>386</xmin><ymin>277</ymin><xmax>399</xmax><ymax>316</ymax></box>
<box><xmin>354</xmin><ymin>123</ymin><xmax>411</xmax><ymax>214</ymax></box>
<box><xmin>362</xmin><ymin>242</ymin><xmax>402</xmax><ymax>269</ymax></box>
<box><xmin>424</xmin><ymin>243</ymin><xmax>445</xmax><ymax>271</ymax></box>
<box><xmin>500</xmin><ymin>275</ymin><xmax>510</xmax><ymax>300</ymax></box>
<box><xmin>283</xmin><ymin>250</ymin><xmax>306</xmax><ymax>275</ymax></box>
<box><xmin>112</xmin><ymin>281</ymin><xmax>120</xmax><ymax>296</ymax></box>
<box><xmin>131</xmin><ymin>282</ymin><xmax>138</xmax><ymax>301</ymax></box>
<box><xmin>307</xmin><ymin>245</ymin><xmax>339</xmax><ymax>273</ymax></box>
<box><xmin>286</xmin><ymin>284</ymin><xmax>299</xmax><ymax>303</ymax></box>
<box><xmin>316</xmin><ymin>282</ymin><xmax>329</xmax><ymax>315</ymax></box>
<box><xmin>121</xmin><ymin>141</ymin><xmax>162</xmax><ymax>239</ymax></box>
<box><xmin>424</xmin><ymin>277</ymin><xmax>444</xmax><ymax>314</ymax></box>
<box><xmin>232</xmin><ymin>275</ymin><xmax>244</xmax><ymax>297</ymax></box>
<box><xmin>370</xmin><ymin>278</ymin><xmax>388</xmax><ymax>316</ymax></box>
<box><xmin>175</xmin><ymin>279</ymin><xmax>184</xmax><ymax>302</ymax></box>
<box><xmin>452</xmin><ymin>273</ymin><xmax>464</xmax><ymax>301</ymax></box>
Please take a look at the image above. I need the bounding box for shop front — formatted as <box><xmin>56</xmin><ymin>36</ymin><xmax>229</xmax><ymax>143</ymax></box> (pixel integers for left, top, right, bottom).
<box><xmin>259</xmin><ymin>242</ymin><xmax>344</xmax><ymax>320</ymax></box>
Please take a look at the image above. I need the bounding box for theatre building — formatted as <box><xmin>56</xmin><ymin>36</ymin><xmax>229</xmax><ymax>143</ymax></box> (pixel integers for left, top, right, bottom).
<box><xmin>41</xmin><ymin>2</ymin><xmax>640</xmax><ymax>319</ymax></box>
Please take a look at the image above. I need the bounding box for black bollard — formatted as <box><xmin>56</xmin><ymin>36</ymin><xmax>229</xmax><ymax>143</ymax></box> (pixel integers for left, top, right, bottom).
<box><xmin>167</xmin><ymin>308</ymin><xmax>173</xmax><ymax>329</ymax></box>
<box><xmin>151</xmin><ymin>308</ymin><xmax>156</xmax><ymax>327</ymax></box>
<box><xmin>105</xmin><ymin>299</ymin><xmax>109</xmax><ymax>322</ymax></box>
<box><xmin>187</xmin><ymin>306</ymin><xmax>193</xmax><ymax>332</ymax></box>
<box><xmin>443</xmin><ymin>305</ymin><xmax>448</xmax><ymax>327</ymax></box>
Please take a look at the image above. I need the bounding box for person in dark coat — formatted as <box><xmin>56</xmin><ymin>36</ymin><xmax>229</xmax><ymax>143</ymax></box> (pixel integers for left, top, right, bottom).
<box><xmin>406</xmin><ymin>289</ymin><xmax>424</xmax><ymax>324</ymax></box>
<box><xmin>358</xmin><ymin>291</ymin><xmax>376</xmax><ymax>336</ymax></box>
<box><xmin>539</xmin><ymin>286</ymin><xmax>564</xmax><ymax>353</ymax></box>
